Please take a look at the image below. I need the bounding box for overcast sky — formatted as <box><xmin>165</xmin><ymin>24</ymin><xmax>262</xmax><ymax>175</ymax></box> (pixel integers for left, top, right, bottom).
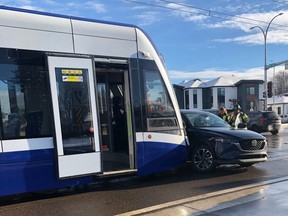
<box><xmin>2</xmin><ymin>0</ymin><xmax>288</xmax><ymax>83</ymax></box>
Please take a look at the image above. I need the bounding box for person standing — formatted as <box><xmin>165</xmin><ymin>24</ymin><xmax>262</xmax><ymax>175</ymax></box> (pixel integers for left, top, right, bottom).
<box><xmin>228</xmin><ymin>104</ymin><xmax>249</xmax><ymax>128</ymax></box>
<box><xmin>218</xmin><ymin>107</ymin><xmax>229</xmax><ymax>123</ymax></box>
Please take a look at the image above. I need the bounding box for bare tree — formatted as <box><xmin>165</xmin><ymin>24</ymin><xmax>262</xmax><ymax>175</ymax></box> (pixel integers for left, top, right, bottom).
<box><xmin>273</xmin><ymin>70</ymin><xmax>288</xmax><ymax>95</ymax></box>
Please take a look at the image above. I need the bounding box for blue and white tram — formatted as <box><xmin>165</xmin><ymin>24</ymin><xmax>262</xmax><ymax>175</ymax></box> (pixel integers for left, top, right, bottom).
<box><xmin>0</xmin><ymin>6</ymin><xmax>188</xmax><ymax>197</ymax></box>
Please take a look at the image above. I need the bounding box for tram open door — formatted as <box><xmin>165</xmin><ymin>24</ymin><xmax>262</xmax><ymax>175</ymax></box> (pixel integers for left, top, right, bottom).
<box><xmin>48</xmin><ymin>56</ymin><xmax>102</xmax><ymax>178</ymax></box>
<box><xmin>95</xmin><ymin>59</ymin><xmax>135</xmax><ymax>173</ymax></box>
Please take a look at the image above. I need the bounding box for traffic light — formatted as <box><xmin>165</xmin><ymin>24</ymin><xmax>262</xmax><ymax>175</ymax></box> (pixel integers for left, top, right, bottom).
<box><xmin>267</xmin><ymin>81</ymin><xmax>273</xmax><ymax>98</ymax></box>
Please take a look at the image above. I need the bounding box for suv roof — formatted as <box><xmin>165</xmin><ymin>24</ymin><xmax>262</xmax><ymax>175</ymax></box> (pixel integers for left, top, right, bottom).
<box><xmin>247</xmin><ymin>111</ymin><xmax>280</xmax><ymax>118</ymax></box>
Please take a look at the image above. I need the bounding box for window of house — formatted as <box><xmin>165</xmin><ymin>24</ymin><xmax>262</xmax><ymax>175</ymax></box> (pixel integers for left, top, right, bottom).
<box><xmin>193</xmin><ymin>89</ymin><xmax>197</xmax><ymax>108</ymax></box>
<box><xmin>185</xmin><ymin>90</ymin><xmax>189</xmax><ymax>109</ymax></box>
<box><xmin>210</xmin><ymin>89</ymin><xmax>213</xmax><ymax>108</ymax></box>
<box><xmin>217</xmin><ymin>88</ymin><xmax>225</xmax><ymax>108</ymax></box>
<box><xmin>0</xmin><ymin>48</ymin><xmax>52</xmax><ymax>139</ymax></box>
<box><xmin>278</xmin><ymin>107</ymin><xmax>281</xmax><ymax>114</ymax></box>
<box><xmin>247</xmin><ymin>86</ymin><xmax>255</xmax><ymax>95</ymax></box>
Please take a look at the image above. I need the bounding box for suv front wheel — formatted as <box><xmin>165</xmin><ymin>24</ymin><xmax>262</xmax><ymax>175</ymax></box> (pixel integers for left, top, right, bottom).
<box><xmin>191</xmin><ymin>145</ymin><xmax>216</xmax><ymax>173</ymax></box>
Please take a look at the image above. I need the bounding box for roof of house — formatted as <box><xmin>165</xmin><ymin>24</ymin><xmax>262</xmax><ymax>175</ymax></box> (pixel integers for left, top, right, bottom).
<box><xmin>267</xmin><ymin>93</ymin><xmax>288</xmax><ymax>104</ymax></box>
<box><xmin>178</xmin><ymin>74</ymin><xmax>266</xmax><ymax>89</ymax></box>
<box><xmin>178</xmin><ymin>78</ymin><xmax>206</xmax><ymax>88</ymax></box>
<box><xmin>177</xmin><ymin>74</ymin><xmax>265</xmax><ymax>89</ymax></box>
<box><xmin>235</xmin><ymin>79</ymin><xmax>264</xmax><ymax>85</ymax></box>
<box><xmin>179</xmin><ymin>75</ymin><xmax>241</xmax><ymax>89</ymax></box>
<box><xmin>204</xmin><ymin>75</ymin><xmax>240</xmax><ymax>87</ymax></box>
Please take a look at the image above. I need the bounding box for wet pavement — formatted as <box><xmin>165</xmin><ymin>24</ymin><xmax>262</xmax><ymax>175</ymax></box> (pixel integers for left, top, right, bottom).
<box><xmin>117</xmin><ymin>176</ymin><xmax>288</xmax><ymax>215</ymax></box>
<box><xmin>117</xmin><ymin>125</ymin><xmax>288</xmax><ymax>216</ymax></box>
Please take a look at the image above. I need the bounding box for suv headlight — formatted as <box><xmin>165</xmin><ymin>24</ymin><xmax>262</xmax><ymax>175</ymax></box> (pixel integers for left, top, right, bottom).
<box><xmin>212</xmin><ymin>137</ymin><xmax>239</xmax><ymax>145</ymax></box>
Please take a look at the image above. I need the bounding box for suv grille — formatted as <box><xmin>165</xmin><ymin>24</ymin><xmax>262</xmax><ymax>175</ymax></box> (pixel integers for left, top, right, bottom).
<box><xmin>240</xmin><ymin>140</ymin><xmax>265</xmax><ymax>151</ymax></box>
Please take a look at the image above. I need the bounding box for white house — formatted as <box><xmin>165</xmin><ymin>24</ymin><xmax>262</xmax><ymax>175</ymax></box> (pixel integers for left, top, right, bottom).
<box><xmin>175</xmin><ymin>75</ymin><xmax>264</xmax><ymax>112</ymax></box>
<box><xmin>267</xmin><ymin>93</ymin><xmax>288</xmax><ymax>114</ymax></box>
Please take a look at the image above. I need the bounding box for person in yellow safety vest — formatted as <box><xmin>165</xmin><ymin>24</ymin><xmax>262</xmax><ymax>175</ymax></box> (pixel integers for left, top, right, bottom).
<box><xmin>228</xmin><ymin>104</ymin><xmax>250</xmax><ymax>128</ymax></box>
<box><xmin>218</xmin><ymin>107</ymin><xmax>229</xmax><ymax>123</ymax></box>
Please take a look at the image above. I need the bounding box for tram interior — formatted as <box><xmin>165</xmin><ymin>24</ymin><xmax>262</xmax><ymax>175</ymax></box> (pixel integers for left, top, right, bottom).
<box><xmin>95</xmin><ymin>62</ymin><xmax>132</xmax><ymax>172</ymax></box>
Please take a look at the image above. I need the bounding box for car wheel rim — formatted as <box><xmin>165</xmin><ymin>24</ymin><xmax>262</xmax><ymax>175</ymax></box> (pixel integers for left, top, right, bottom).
<box><xmin>194</xmin><ymin>148</ymin><xmax>213</xmax><ymax>170</ymax></box>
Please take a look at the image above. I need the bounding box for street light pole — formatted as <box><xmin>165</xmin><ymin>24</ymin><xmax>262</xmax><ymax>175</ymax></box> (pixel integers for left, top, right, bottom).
<box><xmin>250</xmin><ymin>13</ymin><xmax>283</xmax><ymax>111</ymax></box>
<box><xmin>273</xmin><ymin>66</ymin><xmax>275</xmax><ymax>110</ymax></box>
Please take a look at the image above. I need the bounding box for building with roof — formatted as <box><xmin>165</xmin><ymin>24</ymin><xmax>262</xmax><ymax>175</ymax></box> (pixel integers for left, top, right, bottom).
<box><xmin>267</xmin><ymin>93</ymin><xmax>288</xmax><ymax>114</ymax></box>
<box><xmin>174</xmin><ymin>75</ymin><xmax>264</xmax><ymax>113</ymax></box>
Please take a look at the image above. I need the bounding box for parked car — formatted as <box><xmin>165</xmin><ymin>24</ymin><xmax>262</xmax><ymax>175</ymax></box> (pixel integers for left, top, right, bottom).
<box><xmin>279</xmin><ymin>114</ymin><xmax>288</xmax><ymax>124</ymax></box>
<box><xmin>181</xmin><ymin>110</ymin><xmax>267</xmax><ymax>173</ymax></box>
<box><xmin>246</xmin><ymin>111</ymin><xmax>281</xmax><ymax>135</ymax></box>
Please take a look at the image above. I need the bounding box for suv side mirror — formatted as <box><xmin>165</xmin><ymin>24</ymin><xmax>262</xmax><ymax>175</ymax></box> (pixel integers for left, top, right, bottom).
<box><xmin>238</xmin><ymin>122</ymin><xmax>247</xmax><ymax>129</ymax></box>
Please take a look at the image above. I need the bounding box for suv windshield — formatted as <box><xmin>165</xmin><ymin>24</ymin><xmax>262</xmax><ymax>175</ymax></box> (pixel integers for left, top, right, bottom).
<box><xmin>183</xmin><ymin>112</ymin><xmax>229</xmax><ymax>127</ymax></box>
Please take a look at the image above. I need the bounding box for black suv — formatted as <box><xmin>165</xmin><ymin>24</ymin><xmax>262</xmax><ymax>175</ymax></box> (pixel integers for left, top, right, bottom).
<box><xmin>181</xmin><ymin>109</ymin><xmax>267</xmax><ymax>173</ymax></box>
<box><xmin>247</xmin><ymin>111</ymin><xmax>281</xmax><ymax>135</ymax></box>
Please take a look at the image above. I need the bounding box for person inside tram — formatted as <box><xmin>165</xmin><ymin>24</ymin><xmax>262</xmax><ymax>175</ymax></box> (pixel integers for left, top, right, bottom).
<box><xmin>112</xmin><ymin>96</ymin><xmax>128</xmax><ymax>153</ymax></box>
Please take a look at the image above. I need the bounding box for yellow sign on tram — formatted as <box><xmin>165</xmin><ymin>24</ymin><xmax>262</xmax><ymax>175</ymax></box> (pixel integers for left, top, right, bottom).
<box><xmin>61</xmin><ymin>69</ymin><xmax>83</xmax><ymax>75</ymax></box>
<box><xmin>62</xmin><ymin>75</ymin><xmax>83</xmax><ymax>82</ymax></box>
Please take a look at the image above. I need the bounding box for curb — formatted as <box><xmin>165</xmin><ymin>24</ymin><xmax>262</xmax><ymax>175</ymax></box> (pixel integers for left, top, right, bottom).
<box><xmin>116</xmin><ymin>176</ymin><xmax>288</xmax><ymax>216</ymax></box>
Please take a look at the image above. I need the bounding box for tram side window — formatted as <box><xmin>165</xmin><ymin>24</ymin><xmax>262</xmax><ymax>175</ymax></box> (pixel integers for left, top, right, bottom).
<box><xmin>0</xmin><ymin>48</ymin><xmax>52</xmax><ymax>139</ymax></box>
<box><xmin>144</xmin><ymin>70</ymin><xmax>178</xmax><ymax>132</ymax></box>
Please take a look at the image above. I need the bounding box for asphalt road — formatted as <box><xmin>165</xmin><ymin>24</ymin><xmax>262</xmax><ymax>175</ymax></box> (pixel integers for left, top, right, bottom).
<box><xmin>1</xmin><ymin>125</ymin><xmax>288</xmax><ymax>216</ymax></box>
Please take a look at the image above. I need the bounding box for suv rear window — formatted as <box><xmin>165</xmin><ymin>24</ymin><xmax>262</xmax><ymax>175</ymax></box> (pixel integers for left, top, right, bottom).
<box><xmin>247</xmin><ymin>113</ymin><xmax>257</xmax><ymax>118</ymax></box>
<box><xmin>263</xmin><ymin>112</ymin><xmax>279</xmax><ymax>118</ymax></box>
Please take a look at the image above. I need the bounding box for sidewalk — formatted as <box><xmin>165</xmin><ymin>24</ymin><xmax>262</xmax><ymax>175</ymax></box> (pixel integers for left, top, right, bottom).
<box><xmin>118</xmin><ymin>176</ymin><xmax>288</xmax><ymax>216</ymax></box>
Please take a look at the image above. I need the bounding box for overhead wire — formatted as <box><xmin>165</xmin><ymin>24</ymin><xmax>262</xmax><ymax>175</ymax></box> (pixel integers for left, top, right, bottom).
<box><xmin>158</xmin><ymin>0</ymin><xmax>285</xmax><ymax>26</ymax></box>
<box><xmin>126</xmin><ymin>0</ymin><xmax>288</xmax><ymax>31</ymax></box>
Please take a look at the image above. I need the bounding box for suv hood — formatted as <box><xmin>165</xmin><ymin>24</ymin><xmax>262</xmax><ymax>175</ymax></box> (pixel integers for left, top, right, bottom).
<box><xmin>194</xmin><ymin>127</ymin><xmax>265</xmax><ymax>140</ymax></box>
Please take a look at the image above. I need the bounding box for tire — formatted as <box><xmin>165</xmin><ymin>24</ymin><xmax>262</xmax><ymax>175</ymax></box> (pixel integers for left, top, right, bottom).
<box><xmin>191</xmin><ymin>145</ymin><xmax>215</xmax><ymax>173</ymax></box>
<box><xmin>271</xmin><ymin>130</ymin><xmax>279</xmax><ymax>135</ymax></box>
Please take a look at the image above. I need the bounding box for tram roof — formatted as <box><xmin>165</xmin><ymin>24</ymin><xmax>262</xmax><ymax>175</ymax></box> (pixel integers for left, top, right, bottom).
<box><xmin>0</xmin><ymin>5</ymin><xmax>137</xmax><ymax>29</ymax></box>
